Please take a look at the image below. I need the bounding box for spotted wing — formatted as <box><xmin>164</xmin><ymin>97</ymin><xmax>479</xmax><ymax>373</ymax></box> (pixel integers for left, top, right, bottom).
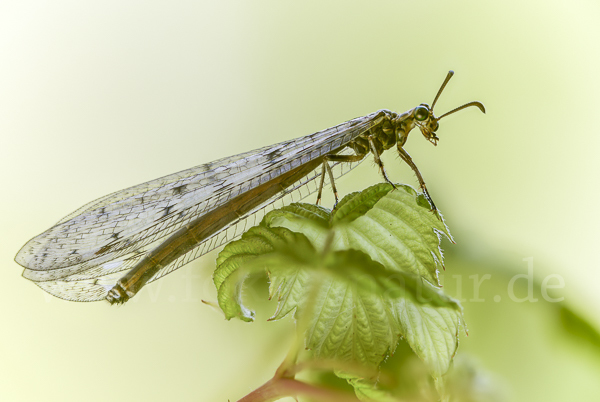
<box><xmin>16</xmin><ymin>110</ymin><xmax>390</xmax><ymax>301</ymax></box>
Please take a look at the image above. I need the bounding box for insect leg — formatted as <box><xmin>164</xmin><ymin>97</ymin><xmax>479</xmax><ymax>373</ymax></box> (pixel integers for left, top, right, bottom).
<box><xmin>316</xmin><ymin>154</ymin><xmax>365</xmax><ymax>205</ymax></box>
<box><xmin>325</xmin><ymin>162</ymin><xmax>338</xmax><ymax>204</ymax></box>
<box><xmin>397</xmin><ymin>146</ymin><xmax>437</xmax><ymax>212</ymax></box>
<box><xmin>368</xmin><ymin>136</ymin><xmax>396</xmax><ymax>189</ymax></box>
<box><xmin>316</xmin><ymin>162</ymin><xmax>327</xmax><ymax>205</ymax></box>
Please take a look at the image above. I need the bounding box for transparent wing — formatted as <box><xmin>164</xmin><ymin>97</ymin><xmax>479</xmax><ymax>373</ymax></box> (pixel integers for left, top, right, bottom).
<box><xmin>32</xmin><ymin>150</ymin><xmax>362</xmax><ymax>301</ymax></box>
<box><xmin>17</xmin><ymin>110</ymin><xmax>391</xmax><ymax>301</ymax></box>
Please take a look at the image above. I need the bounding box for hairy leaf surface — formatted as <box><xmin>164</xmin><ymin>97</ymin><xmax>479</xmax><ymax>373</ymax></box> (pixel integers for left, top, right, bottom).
<box><xmin>214</xmin><ymin>183</ymin><xmax>462</xmax><ymax>377</ymax></box>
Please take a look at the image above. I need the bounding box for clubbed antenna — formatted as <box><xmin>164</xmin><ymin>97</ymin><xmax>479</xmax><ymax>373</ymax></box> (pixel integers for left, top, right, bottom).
<box><xmin>431</xmin><ymin>70</ymin><xmax>486</xmax><ymax>120</ymax></box>
<box><xmin>431</xmin><ymin>70</ymin><xmax>455</xmax><ymax>111</ymax></box>
<box><xmin>437</xmin><ymin>101</ymin><xmax>486</xmax><ymax>120</ymax></box>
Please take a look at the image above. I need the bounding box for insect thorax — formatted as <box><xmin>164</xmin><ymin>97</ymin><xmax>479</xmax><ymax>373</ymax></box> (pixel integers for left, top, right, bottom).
<box><xmin>348</xmin><ymin>109</ymin><xmax>413</xmax><ymax>157</ymax></box>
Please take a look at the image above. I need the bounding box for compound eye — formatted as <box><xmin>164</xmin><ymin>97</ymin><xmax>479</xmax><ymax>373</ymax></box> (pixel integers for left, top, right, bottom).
<box><xmin>414</xmin><ymin>106</ymin><xmax>429</xmax><ymax>121</ymax></box>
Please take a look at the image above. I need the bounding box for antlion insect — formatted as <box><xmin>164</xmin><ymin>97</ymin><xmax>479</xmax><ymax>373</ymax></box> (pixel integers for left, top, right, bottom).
<box><xmin>15</xmin><ymin>71</ymin><xmax>484</xmax><ymax>304</ymax></box>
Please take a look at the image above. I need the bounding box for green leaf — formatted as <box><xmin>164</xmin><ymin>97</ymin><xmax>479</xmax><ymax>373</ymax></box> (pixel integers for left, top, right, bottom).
<box><xmin>349</xmin><ymin>378</ymin><xmax>398</xmax><ymax>402</ymax></box>
<box><xmin>331</xmin><ymin>183</ymin><xmax>394</xmax><ymax>224</ymax></box>
<box><xmin>265</xmin><ymin>183</ymin><xmax>453</xmax><ymax>285</ymax></box>
<box><xmin>392</xmin><ymin>298</ymin><xmax>462</xmax><ymax>378</ymax></box>
<box><xmin>214</xmin><ymin>183</ymin><xmax>462</xmax><ymax>378</ymax></box>
<box><xmin>213</xmin><ymin>225</ymin><xmax>301</xmax><ymax>321</ymax></box>
<box><xmin>269</xmin><ymin>247</ymin><xmax>404</xmax><ymax>369</ymax></box>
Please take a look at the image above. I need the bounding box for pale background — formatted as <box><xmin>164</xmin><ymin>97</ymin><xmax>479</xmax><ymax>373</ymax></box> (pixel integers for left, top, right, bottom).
<box><xmin>1</xmin><ymin>1</ymin><xmax>599</xmax><ymax>401</ymax></box>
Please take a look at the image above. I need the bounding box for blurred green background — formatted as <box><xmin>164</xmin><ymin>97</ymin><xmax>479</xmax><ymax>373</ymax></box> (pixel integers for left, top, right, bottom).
<box><xmin>1</xmin><ymin>1</ymin><xmax>599</xmax><ymax>401</ymax></box>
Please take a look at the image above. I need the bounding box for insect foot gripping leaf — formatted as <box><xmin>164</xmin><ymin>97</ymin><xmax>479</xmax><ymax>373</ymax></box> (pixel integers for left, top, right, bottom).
<box><xmin>214</xmin><ymin>183</ymin><xmax>464</xmax><ymax>388</ymax></box>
